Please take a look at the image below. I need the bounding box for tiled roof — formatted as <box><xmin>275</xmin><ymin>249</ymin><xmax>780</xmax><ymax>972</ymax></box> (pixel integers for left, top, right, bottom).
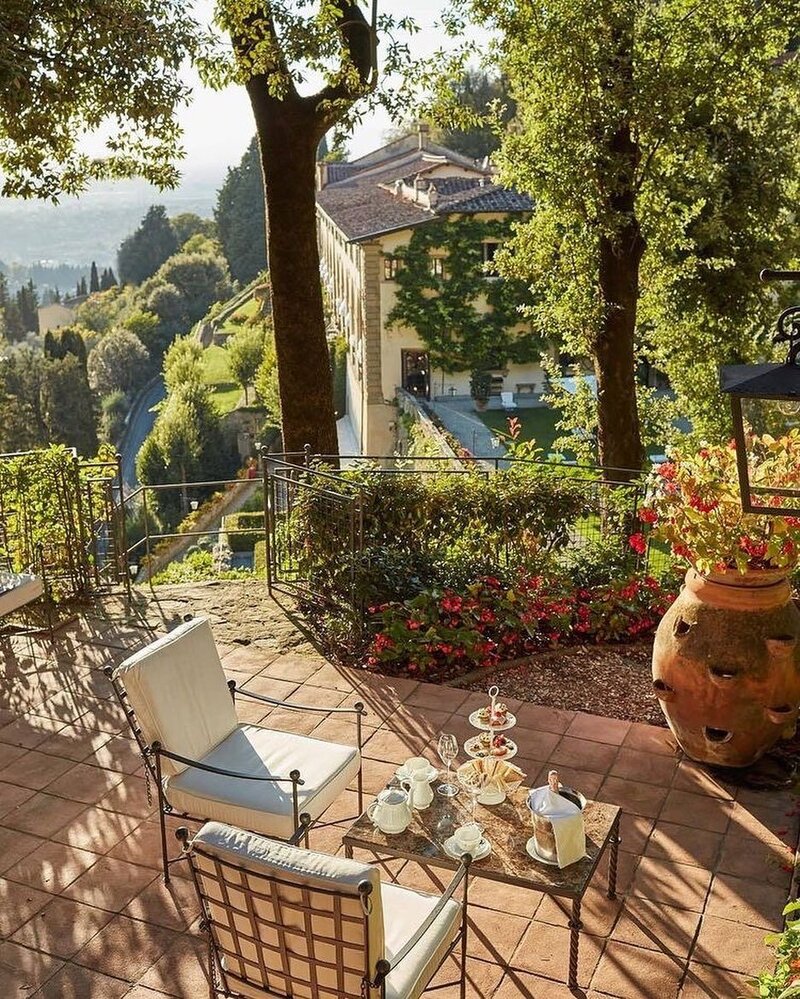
<box><xmin>317</xmin><ymin>144</ymin><xmax>531</xmax><ymax>241</ymax></box>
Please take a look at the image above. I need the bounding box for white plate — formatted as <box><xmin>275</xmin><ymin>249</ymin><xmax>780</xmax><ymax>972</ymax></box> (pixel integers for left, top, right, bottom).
<box><xmin>443</xmin><ymin>836</ymin><xmax>492</xmax><ymax>861</ymax></box>
<box><xmin>395</xmin><ymin>763</ymin><xmax>439</xmax><ymax>784</ymax></box>
<box><xmin>464</xmin><ymin>735</ymin><xmax>518</xmax><ymax>761</ymax></box>
<box><xmin>468</xmin><ymin>710</ymin><xmax>517</xmax><ymax>732</ymax></box>
<box><xmin>525</xmin><ymin>837</ymin><xmax>588</xmax><ymax>867</ymax></box>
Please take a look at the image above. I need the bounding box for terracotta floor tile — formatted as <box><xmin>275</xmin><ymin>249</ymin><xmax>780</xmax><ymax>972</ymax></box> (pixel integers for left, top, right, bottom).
<box><xmin>715</xmin><ymin>832</ymin><xmax>793</xmax><ymax>888</ymax></box>
<box><xmin>46</xmin><ymin>761</ymin><xmax>126</xmax><ymax>804</ymax></box>
<box><xmin>3</xmin><ymin>790</ymin><xmax>85</xmax><ymax>836</ymax></box>
<box><xmin>429</xmin><ymin>954</ymin><xmax>506</xmax><ymax>999</ymax></box>
<box><xmin>678</xmin><ymin>960</ymin><xmax>752</xmax><ymax>998</ymax></box>
<box><xmin>124</xmin><ymin>873</ymin><xmax>200</xmax><ymax>931</ymax></box>
<box><xmin>622</xmin><ymin>722</ymin><xmax>678</xmax><ymax>757</ymax></box>
<box><xmin>509</xmin><ymin>727</ymin><xmax>560</xmax><ymax>762</ymax></box>
<box><xmin>137</xmin><ymin>931</ymin><xmax>211</xmax><ymax>998</ymax></box>
<box><xmin>0</xmin><ymin>824</ymin><xmax>43</xmax><ymax>874</ymax></box>
<box><xmin>535</xmin><ymin>885</ymin><xmax>623</xmax><ymax>936</ymax></box>
<box><xmin>72</xmin><ymin>912</ymin><xmax>179</xmax><ymax>980</ymax></box>
<box><xmin>598</xmin><ymin>775</ymin><xmax>668</xmax><ymax>819</ymax></box>
<box><xmin>404</xmin><ymin>683</ymin><xmax>471</xmax><ymax>713</ymax></box>
<box><xmin>644</xmin><ymin>821</ymin><xmax>723</xmax><ymax>869</ymax></box>
<box><xmin>90</xmin><ymin>734</ymin><xmax>143</xmax><ymax>774</ymax></box>
<box><xmin>692</xmin><ymin>914</ymin><xmax>773</xmax><ymax>976</ymax></box>
<box><xmin>32</xmin><ymin>964</ymin><xmax>131</xmax><ymax>999</ymax></box>
<box><xmin>727</xmin><ymin>800</ymin><xmax>799</xmax><ymax>846</ymax></box>
<box><xmin>260</xmin><ymin>654</ymin><xmax>320</xmax><ymax>682</ymax></box>
<box><xmin>591</xmin><ymin>940</ymin><xmax>684</xmax><ymax>999</ymax></box>
<box><xmin>611</xmin><ymin>897</ymin><xmax>701</xmax><ymax>957</ymax></box>
<box><xmin>660</xmin><ymin>790</ymin><xmax>732</xmax><ymax>833</ymax></box>
<box><xmin>610</xmin><ymin>748</ymin><xmax>679</xmax><ymax>787</ymax></box>
<box><xmin>566</xmin><ymin>713</ymin><xmax>631</xmax><ymax>746</ymax></box>
<box><xmin>0</xmin><ymin>939</ymin><xmax>63</xmax><ymax>994</ymax></box>
<box><xmin>302</xmin><ymin>661</ymin><xmax>357</xmax><ymax>692</ymax></box>
<box><xmin>11</xmin><ymin>896</ymin><xmax>114</xmax><ymax>958</ymax></box>
<box><xmin>631</xmin><ymin>857</ymin><xmax>712</xmax><ymax>913</ymax></box>
<box><xmin>62</xmin><ymin>855</ymin><xmax>157</xmax><ymax>912</ymax></box>
<box><xmin>0</xmin><ymin>748</ymin><xmax>76</xmax><ymax>790</ymax></box>
<box><xmin>362</xmin><ymin>727</ymin><xmax>426</xmax><ymax>763</ymax></box>
<box><xmin>319</xmin><ymin>788</ymin><xmax>362</xmax><ymax>826</ymax></box>
<box><xmin>671</xmin><ymin>761</ymin><xmax>735</xmax><ymax>801</ymax></box>
<box><xmin>389</xmin><ymin>706</ymin><xmax>454</xmax><ymax>742</ymax></box>
<box><xmin>239</xmin><ymin>673</ymin><xmax>302</xmax><ymax>701</ymax></box>
<box><xmin>0</xmin><ymin>714</ymin><xmax>66</xmax><ymax>751</ymax></box>
<box><xmin>351</xmin><ymin>757</ymin><xmax>397</xmax><ymax>795</ymax></box>
<box><xmin>493</xmin><ymin>968</ymin><xmax>580</xmax><ymax>998</ymax></box>
<box><xmin>0</xmin><ymin>876</ymin><xmax>52</xmax><ymax>934</ymax></box>
<box><xmin>511</xmin><ymin>704</ymin><xmax>575</xmax><ymax>735</ymax></box>
<box><xmin>258</xmin><ymin>705</ymin><xmax>321</xmax><ymax>735</ymax></box>
<box><xmin>467</xmin><ymin>875</ymin><xmax>542</xmax><ymax>919</ymax></box>
<box><xmin>0</xmin><ymin>741</ymin><xmax>27</xmax><ymax>770</ymax></box>
<box><xmin>509</xmin><ymin>920</ymin><xmax>603</xmax><ymax>987</ymax></box>
<box><xmin>4</xmin><ymin>839</ymin><xmax>100</xmax><ymax>893</ymax></box>
<box><xmin>705</xmin><ymin>873</ymin><xmax>787</xmax><ymax>930</ymax></box>
<box><xmin>310</xmin><ymin>714</ymin><xmax>378</xmax><ymax>746</ymax></box>
<box><xmin>51</xmin><ymin>804</ymin><xmax>140</xmax><ymax>853</ymax></box>
<box><xmin>549</xmin><ymin>736</ymin><xmax>619</xmax><ymax>775</ymax></box>
<box><xmin>35</xmin><ymin>723</ymin><xmax>113</xmax><ymax>763</ymax></box>
<box><xmin>465</xmin><ymin>906</ymin><xmax>530</xmax><ymax>964</ymax></box>
<box><xmin>618</xmin><ymin>813</ymin><xmax>655</xmax><ymax>856</ymax></box>
<box><xmin>106</xmin><ymin>820</ymin><xmax>167</xmax><ymax>871</ymax></box>
<box><xmin>96</xmin><ymin>774</ymin><xmax>154</xmax><ymax>819</ymax></box>
<box><xmin>285</xmin><ymin>683</ymin><xmax>350</xmax><ymax>710</ymax></box>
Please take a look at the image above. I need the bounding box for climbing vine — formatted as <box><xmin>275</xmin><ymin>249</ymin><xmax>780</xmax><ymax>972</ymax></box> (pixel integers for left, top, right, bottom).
<box><xmin>387</xmin><ymin>217</ymin><xmax>544</xmax><ymax>372</ymax></box>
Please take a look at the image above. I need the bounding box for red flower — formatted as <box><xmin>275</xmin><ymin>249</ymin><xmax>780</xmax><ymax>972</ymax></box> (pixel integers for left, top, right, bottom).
<box><xmin>688</xmin><ymin>494</ymin><xmax>719</xmax><ymax>514</ymax></box>
<box><xmin>739</xmin><ymin>536</ymin><xmax>767</xmax><ymax>560</ymax></box>
<box><xmin>628</xmin><ymin>533</ymin><xmax>647</xmax><ymax>554</ymax></box>
<box><xmin>658</xmin><ymin>461</ymin><xmax>677</xmax><ymax>480</ymax></box>
<box><xmin>639</xmin><ymin>508</ymin><xmax>658</xmax><ymax>524</ymax></box>
<box><xmin>440</xmin><ymin>593</ymin><xmax>463</xmax><ymax>614</ymax></box>
<box><xmin>672</xmin><ymin>543</ymin><xmax>694</xmax><ymax>561</ymax></box>
<box><xmin>407</xmin><ymin>619</ymin><xmax>422</xmax><ymax>631</ymax></box>
<box><xmin>373</xmin><ymin>633</ymin><xmax>395</xmax><ymax>652</ymax></box>
<box><xmin>479</xmin><ymin>607</ymin><xmax>496</xmax><ymax>624</ymax></box>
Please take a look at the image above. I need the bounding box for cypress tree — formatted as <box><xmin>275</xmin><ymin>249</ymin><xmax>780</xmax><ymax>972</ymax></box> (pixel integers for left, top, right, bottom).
<box><xmin>89</xmin><ymin>261</ymin><xmax>100</xmax><ymax>293</ymax></box>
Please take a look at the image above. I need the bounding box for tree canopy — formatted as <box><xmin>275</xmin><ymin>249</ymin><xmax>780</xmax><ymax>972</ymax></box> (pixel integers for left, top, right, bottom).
<box><xmin>117</xmin><ymin>206</ymin><xmax>179</xmax><ymax>286</ymax></box>
<box><xmin>215</xmin><ymin>137</ymin><xmax>267</xmax><ymax>285</ymax></box>
<box><xmin>0</xmin><ymin>0</ymin><xmax>199</xmax><ymax>199</ymax></box>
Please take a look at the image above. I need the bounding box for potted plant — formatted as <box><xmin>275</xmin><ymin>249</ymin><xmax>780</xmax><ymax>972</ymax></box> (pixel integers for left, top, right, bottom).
<box><xmin>640</xmin><ymin>432</ymin><xmax>800</xmax><ymax>767</ymax></box>
<box><xmin>470</xmin><ymin>369</ymin><xmax>492</xmax><ymax>411</ymax></box>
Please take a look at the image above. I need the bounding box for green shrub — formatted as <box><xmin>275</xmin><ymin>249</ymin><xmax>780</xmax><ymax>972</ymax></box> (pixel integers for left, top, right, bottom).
<box><xmin>253</xmin><ymin>540</ymin><xmax>266</xmax><ymax>577</ymax></box>
<box><xmin>150</xmin><ymin>549</ymin><xmax>253</xmax><ymax>584</ymax></box>
<box><xmin>223</xmin><ymin>511</ymin><xmax>265</xmax><ymax>552</ymax></box>
<box><xmin>750</xmin><ymin>901</ymin><xmax>800</xmax><ymax>998</ymax></box>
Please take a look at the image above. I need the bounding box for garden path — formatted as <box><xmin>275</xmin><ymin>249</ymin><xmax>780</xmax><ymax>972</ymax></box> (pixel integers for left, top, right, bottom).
<box><xmin>0</xmin><ymin>583</ymin><xmax>792</xmax><ymax>998</ymax></box>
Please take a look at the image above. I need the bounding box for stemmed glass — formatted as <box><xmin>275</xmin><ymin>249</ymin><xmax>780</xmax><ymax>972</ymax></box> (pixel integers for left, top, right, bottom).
<box><xmin>458</xmin><ymin>767</ymin><xmax>487</xmax><ymax>821</ymax></box>
<box><xmin>436</xmin><ymin>732</ymin><xmax>459</xmax><ymax>797</ymax></box>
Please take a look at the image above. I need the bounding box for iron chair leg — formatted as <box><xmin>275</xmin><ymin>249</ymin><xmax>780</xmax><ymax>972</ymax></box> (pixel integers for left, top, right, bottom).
<box><xmin>153</xmin><ymin>743</ymin><xmax>171</xmax><ymax>884</ymax></box>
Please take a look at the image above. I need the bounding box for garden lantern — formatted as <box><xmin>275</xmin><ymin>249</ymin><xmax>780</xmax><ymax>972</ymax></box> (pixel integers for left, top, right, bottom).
<box><xmin>720</xmin><ymin>269</ymin><xmax>800</xmax><ymax>516</ymax></box>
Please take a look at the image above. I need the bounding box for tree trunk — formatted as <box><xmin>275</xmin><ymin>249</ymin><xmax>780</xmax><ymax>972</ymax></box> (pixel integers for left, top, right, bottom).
<box><xmin>595</xmin><ymin>219</ymin><xmax>645</xmax><ymax>474</ymax></box>
<box><xmin>247</xmin><ymin>88</ymin><xmax>338</xmax><ymax>459</ymax></box>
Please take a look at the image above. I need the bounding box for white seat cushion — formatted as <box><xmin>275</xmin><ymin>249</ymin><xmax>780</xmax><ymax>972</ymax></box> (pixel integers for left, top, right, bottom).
<box><xmin>381</xmin><ymin>882</ymin><xmax>461</xmax><ymax>999</ymax></box>
<box><xmin>0</xmin><ymin>574</ymin><xmax>44</xmax><ymax>617</ymax></box>
<box><xmin>167</xmin><ymin>725</ymin><xmax>361</xmax><ymax>840</ymax></box>
<box><xmin>115</xmin><ymin>617</ymin><xmax>237</xmax><ymax>775</ymax></box>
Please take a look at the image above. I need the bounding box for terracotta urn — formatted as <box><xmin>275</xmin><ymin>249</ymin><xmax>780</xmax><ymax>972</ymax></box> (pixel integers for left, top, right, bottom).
<box><xmin>652</xmin><ymin>567</ymin><xmax>800</xmax><ymax>767</ymax></box>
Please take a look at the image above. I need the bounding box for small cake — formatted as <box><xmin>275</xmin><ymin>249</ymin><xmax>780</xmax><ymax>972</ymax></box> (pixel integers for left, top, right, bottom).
<box><xmin>477</xmin><ymin>706</ymin><xmax>492</xmax><ymax>723</ymax></box>
<box><xmin>489</xmin><ymin>701</ymin><xmax>508</xmax><ymax>726</ymax></box>
<box><xmin>491</xmin><ymin>734</ymin><xmax>509</xmax><ymax>757</ymax></box>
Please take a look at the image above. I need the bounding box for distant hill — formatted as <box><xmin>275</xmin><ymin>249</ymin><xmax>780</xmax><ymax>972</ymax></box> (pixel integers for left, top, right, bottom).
<box><xmin>0</xmin><ymin>174</ymin><xmax>223</xmax><ymax>275</ymax></box>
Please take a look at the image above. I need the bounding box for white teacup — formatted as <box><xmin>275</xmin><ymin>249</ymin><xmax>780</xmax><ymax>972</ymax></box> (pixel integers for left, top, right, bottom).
<box><xmin>454</xmin><ymin>822</ymin><xmax>483</xmax><ymax>853</ymax></box>
<box><xmin>404</xmin><ymin>756</ymin><xmax>431</xmax><ymax>776</ymax></box>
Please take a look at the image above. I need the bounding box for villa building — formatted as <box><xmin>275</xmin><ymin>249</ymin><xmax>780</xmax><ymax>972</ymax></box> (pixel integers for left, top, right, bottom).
<box><xmin>316</xmin><ymin>126</ymin><xmax>542</xmax><ymax>453</ymax></box>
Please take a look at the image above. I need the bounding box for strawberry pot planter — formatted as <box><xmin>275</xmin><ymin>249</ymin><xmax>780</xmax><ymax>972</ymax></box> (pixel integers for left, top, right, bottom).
<box><xmin>652</xmin><ymin>567</ymin><xmax>800</xmax><ymax>767</ymax></box>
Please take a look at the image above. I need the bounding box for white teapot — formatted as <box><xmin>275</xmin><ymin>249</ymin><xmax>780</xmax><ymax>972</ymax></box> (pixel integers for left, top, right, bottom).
<box><xmin>367</xmin><ymin>787</ymin><xmax>413</xmax><ymax>835</ymax></box>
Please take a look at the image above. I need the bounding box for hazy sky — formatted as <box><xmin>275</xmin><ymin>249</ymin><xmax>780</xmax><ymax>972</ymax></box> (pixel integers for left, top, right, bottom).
<box><xmin>178</xmin><ymin>0</ymin><xmax>485</xmax><ymax>179</ymax></box>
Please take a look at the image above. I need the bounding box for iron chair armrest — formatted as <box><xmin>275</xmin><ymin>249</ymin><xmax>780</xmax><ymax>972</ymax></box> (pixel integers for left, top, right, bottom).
<box><xmin>150</xmin><ymin>742</ymin><xmax>305</xmax><ymax>786</ymax></box>
<box><xmin>230</xmin><ymin>681</ymin><xmax>367</xmax><ymax>718</ymax></box>
<box><xmin>375</xmin><ymin>857</ymin><xmax>471</xmax><ymax>982</ymax></box>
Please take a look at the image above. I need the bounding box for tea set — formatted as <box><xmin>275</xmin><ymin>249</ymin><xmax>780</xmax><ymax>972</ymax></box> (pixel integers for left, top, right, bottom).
<box><xmin>367</xmin><ymin>686</ymin><xmax>588</xmax><ymax>868</ymax></box>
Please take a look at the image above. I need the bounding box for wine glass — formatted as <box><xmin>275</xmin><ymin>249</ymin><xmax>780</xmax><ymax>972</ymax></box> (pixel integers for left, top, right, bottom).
<box><xmin>457</xmin><ymin>767</ymin><xmax>487</xmax><ymax>821</ymax></box>
<box><xmin>436</xmin><ymin>732</ymin><xmax>459</xmax><ymax>797</ymax></box>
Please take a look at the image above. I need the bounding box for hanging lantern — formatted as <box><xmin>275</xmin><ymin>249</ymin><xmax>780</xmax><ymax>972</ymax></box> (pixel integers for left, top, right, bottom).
<box><xmin>720</xmin><ymin>269</ymin><xmax>800</xmax><ymax>516</ymax></box>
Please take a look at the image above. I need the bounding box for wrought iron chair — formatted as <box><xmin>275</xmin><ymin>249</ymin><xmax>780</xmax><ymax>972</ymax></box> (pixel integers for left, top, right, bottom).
<box><xmin>106</xmin><ymin>616</ymin><xmax>367</xmax><ymax>884</ymax></box>
<box><xmin>178</xmin><ymin>821</ymin><xmax>471</xmax><ymax>999</ymax></box>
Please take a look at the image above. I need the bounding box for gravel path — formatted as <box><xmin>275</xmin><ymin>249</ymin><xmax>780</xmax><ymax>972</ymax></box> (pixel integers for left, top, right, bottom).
<box><xmin>464</xmin><ymin>641</ymin><xmax>666</xmax><ymax>727</ymax></box>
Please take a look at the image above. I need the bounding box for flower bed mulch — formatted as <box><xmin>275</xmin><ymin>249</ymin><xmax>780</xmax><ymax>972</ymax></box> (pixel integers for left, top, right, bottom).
<box><xmin>461</xmin><ymin>640</ymin><xmax>666</xmax><ymax>727</ymax></box>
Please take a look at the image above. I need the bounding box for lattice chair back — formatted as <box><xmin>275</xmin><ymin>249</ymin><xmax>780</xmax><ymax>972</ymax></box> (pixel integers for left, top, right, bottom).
<box><xmin>184</xmin><ymin>823</ymin><xmax>385</xmax><ymax>999</ymax></box>
<box><xmin>114</xmin><ymin>617</ymin><xmax>237</xmax><ymax>776</ymax></box>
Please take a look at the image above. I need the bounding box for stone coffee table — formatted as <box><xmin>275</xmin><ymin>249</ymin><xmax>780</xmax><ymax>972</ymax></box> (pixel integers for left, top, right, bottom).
<box><xmin>342</xmin><ymin>787</ymin><xmax>621</xmax><ymax>990</ymax></box>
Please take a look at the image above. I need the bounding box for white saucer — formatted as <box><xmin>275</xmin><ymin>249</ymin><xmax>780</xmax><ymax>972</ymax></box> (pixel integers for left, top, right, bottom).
<box><xmin>395</xmin><ymin>763</ymin><xmax>439</xmax><ymax>784</ymax></box>
<box><xmin>477</xmin><ymin>785</ymin><xmax>506</xmax><ymax>806</ymax></box>
<box><xmin>525</xmin><ymin>837</ymin><xmax>588</xmax><ymax>867</ymax></box>
<box><xmin>443</xmin><ymin>836</ymin><xmax>491</xmax><ymax>861</ymax></box>
<box><xmin>468</xmin><ymin>710</ymin><xmax>517</xmax><ymax>732</ymax></box>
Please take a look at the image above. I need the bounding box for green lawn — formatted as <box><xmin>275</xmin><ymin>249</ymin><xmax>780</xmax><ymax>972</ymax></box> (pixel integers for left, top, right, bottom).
<box><xmin>202</xmin><ymin>344</ymin><xmax>242</xmax><ymax>414</ymax></box>
<box><xmin>477</xmin><ymin>406</ymin><xmax>564</xmax><ymax>454</ymax></box>
<box><xmin>218</xmin><ymin>296</ymin><xmax>262</xmax><ymax>337</ymax></box>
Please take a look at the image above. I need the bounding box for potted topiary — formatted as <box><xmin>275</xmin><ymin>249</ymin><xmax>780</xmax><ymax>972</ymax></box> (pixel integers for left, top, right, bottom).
<box><xmin>640</xmin><ymin>432</ymin><xmax>800</xmax><ymax>767</ymax></box>
<box><xmin>470</xmin><ymin>369</ymin><xmax>492</xmax><ymax>412</ymax></box>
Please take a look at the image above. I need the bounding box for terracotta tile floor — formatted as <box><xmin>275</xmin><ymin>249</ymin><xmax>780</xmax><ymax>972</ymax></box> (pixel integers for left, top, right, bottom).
<box><xmin>0</xmin><ymin>593</ymin><xmax>794</xmax><ymax>998</ymax></box>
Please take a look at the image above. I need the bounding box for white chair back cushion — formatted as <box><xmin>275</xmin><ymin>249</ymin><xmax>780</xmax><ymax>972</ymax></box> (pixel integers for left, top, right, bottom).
<box><xmin>191</xmin><ymin>822</ymin><xmax>385</xmax><ymax>999</ymax></box>
<box><xmin>115</xmin><ymin>617</ymin><xmax>237</xmax><ymax>775</ymax></box>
